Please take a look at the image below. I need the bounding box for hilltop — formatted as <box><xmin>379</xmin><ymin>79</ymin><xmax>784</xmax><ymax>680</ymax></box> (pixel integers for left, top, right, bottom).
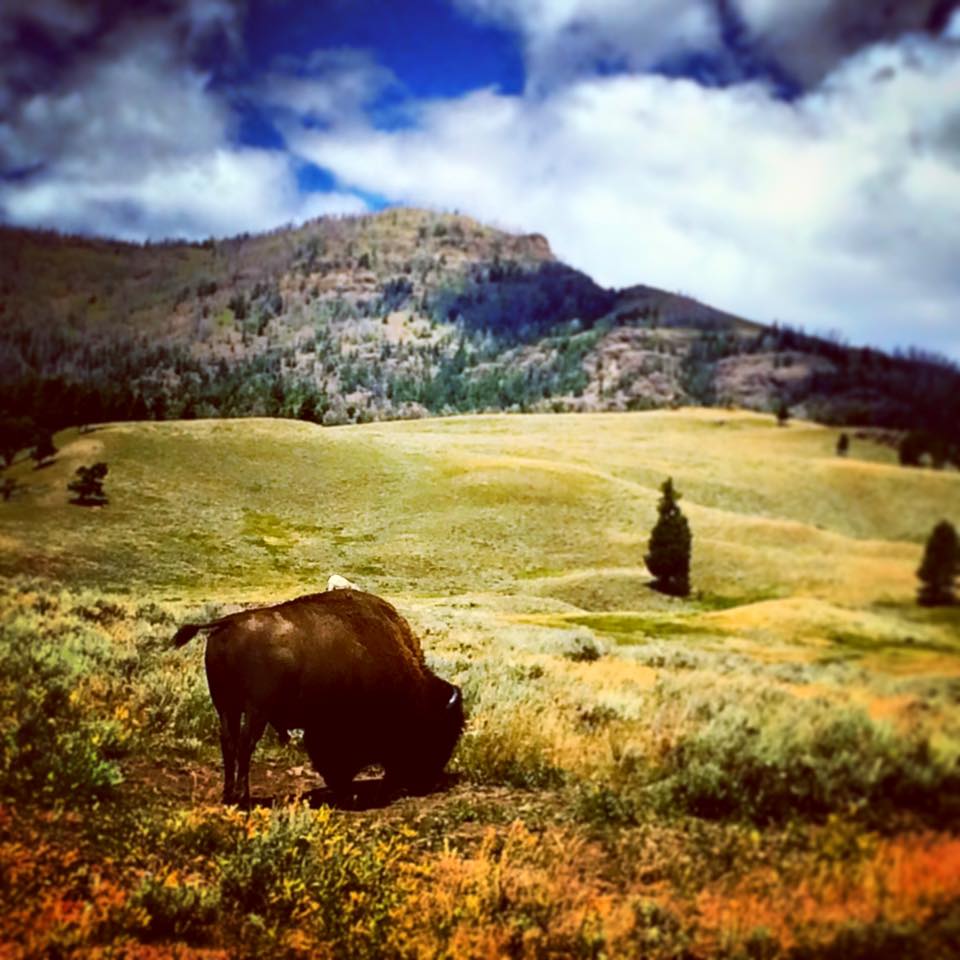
<box><xmin>1</xmin><ymin>208</ymin><xmax>958</xmax><ymax>446</ymax></box>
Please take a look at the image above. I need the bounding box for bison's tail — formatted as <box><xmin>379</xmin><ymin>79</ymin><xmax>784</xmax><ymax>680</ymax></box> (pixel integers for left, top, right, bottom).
<box><xmin>172</xmin><ymin>623</ymin><xmax>208</xmax><ymax>648</ymax></box>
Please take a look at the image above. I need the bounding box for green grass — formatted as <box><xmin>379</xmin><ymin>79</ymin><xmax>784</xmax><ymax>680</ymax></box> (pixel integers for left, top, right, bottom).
<box><xmin>3</xmin><ymin>410</ymin><xmax>960</xmax><ymax>957</ymax></box>
<box><xmin>564</xmin><ymin>612</ymin><xmax>711</xmax><ymax>642</ymax></box>
<box><xmin>2</xmin><ymin>410</ymin><xmax>958</xmax><ymax>656</ymax></box>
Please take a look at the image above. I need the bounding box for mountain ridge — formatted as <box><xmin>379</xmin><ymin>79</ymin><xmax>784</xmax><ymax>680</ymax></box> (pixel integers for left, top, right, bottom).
<box><xmin>1</xmin><ymin>207</ymin><xmax>958</xmax><ymax>455</ymax></box>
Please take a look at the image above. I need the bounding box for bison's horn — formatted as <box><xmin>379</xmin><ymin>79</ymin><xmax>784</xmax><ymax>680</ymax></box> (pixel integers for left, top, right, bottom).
<box><xmin>447</xmin><ymin>686</ymin><xmax>461</xmax><ymax>709</ymax></box>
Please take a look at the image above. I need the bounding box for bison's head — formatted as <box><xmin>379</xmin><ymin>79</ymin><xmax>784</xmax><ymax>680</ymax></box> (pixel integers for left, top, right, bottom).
<box><xmin>400</xmin><ymin>677</ymin><xmax>465</xmax><ymax>789</ymax></box>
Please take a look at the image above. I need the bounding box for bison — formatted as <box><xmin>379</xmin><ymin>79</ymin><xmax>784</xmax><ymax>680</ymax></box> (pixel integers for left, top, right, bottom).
<box><xmin>173</xmin><ymin>589</ymin><xmax>464</xmax><ymax>807</ymax></box>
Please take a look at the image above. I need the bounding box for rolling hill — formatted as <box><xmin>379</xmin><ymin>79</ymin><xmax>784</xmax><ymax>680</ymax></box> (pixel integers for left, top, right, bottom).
<box><xmin>3</xmin><ymin>409</ymin><xmax>960</xmax><ymax>957</ymax></box>
<box><xmin>4</xmin><ymin>409</ymin><xmax>958</xmax><ymax>656</ymax></box>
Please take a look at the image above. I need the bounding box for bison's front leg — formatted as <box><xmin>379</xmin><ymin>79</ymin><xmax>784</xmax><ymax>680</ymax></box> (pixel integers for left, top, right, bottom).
<box><xmin>236</xmin><ymin>708</ymin><xmax>268</xmax><ymax>808</ymax></box>
<box><xmin>302</xmin><ymin>727</ymin><xmax>358</xmax><ymax>807</ymax></box>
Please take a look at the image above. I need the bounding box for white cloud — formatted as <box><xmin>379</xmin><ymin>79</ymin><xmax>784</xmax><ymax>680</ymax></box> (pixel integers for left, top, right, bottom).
<box><xmin>2</xmin><ymin>147</ymin><xmax>365</xmax><ymax>240</ymax></box>
<box><xmin>288</xmin><ymin>34</ymin><xmax>960</xmax><ymax>358</ymax></box>
<box><xmin>454</xmin><ymin>0</ymin><xmax>716</xmax><ymax>91</ymax></box>
<box><xmin>0</xmin><ymin>19</ymin><xmax>366</xmax><ymax>240</ymax></box>
<box><xmin>259</xmin><ymin>48</ymin><xmax>397</xmax><ymax>124</ymax></box>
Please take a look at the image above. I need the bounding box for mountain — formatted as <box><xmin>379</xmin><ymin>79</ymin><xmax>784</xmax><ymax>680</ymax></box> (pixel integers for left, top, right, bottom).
<box><xmin>1</xmin><ymin>207</ymin><xmax>958</xmax><ymax>451</ymax></box>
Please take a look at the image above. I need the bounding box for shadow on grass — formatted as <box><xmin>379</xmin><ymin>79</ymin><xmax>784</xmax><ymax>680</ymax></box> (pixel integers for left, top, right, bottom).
<box><xmin>251</xmin><ymin>771</ymin><xmax>462</xmax><ymax>811</ymax></box>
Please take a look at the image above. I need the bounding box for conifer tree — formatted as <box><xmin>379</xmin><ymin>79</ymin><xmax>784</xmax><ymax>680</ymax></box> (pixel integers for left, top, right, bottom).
<box><xmin>68</xmin><ymin>462</ymin><xmax>108</xmax><ymax>506</ymax></box>
<box><xmin>31</xmin><ymin>431</ymin><xmax>56</xmax><ymax>467</ymax></box>
<box><xmin>776</xmin><ymin>398</ymin><xmax>790</xmax><ymax>427</ymax></box>
<box><xmin>645</xmin><ymin>477</ymin><xmax>692</xmax><ymax>597</ymax></box>
<box><xmin>0</xmin><ymin>417</ymin><xmax>33</xmax><ymax>466</ymax></box>
<box><xmin>899</xmin><ymin>431</ymin><xmax>925</xmax><ymax>466</ymax></box>
<box><xmin>917</xmin><ymin>520</ymin><xmax>958</xmax><ymax>606</ymax></box>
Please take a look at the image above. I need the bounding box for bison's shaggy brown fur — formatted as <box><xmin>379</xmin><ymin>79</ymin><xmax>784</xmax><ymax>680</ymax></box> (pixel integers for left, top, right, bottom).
<box><xmin>174</xmin><ymin>589</ymin><xmax>464</xmax><ymax>806</ymax></box>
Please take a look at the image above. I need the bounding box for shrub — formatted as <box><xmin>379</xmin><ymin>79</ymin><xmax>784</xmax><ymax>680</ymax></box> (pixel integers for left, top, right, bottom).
<box><xmin>562</xmin><ymin>630</ymin><xmax>603</xmax><ymax>662</ymax></box>
<box><xmin>0</xmin><ymin>612</ymin><xmax>125</xmax><ymax>801</ymax></box>
<box><xmin>790</xmin><ymin>903</ymin><xmax>960</xmax><ymax>960</ymax></box>
<box><xmin>137</xmin><ymin>647</ymin><xmax>220</xmax><ymax>750</ymax></box>
<box><xmin>227</xmin><ymin>292</ymin><xmax>247</xmax><ymax>321</ymax></box>
<box><xmin>0</xmin><ymin>416</ymin><xmax>33</xmax><ymax>466</ymax></box>
<box><xmin>217</xmin><ymin>805</ymin><xmax>405</xmax><ymax>956</ymax></box>
<box><xmin>573</xmin><ymin>782</ymin><xmax>638</xmax><ymax>827</ymax></box>
<box><xmin>133</xmin><ymin>875</ymin><xmax>219</xmax><ymax>944</ymax></box>
<box><xmin>650</xmin><ymin>698</ymin><xmax>960</xmax><ymax>824</ymax></box>
<box><xmin>454</xmin><ymin>718</ymin><xmax>566</xmax><ymax>789</ymax></box>
<box><xmin>452</xmin><ymin>659</ymin><xmax>566</xmax><ymax>788</ymax></box>
<box><xmin>776</xmin><ymin>397</ymin><xmax>791</xmax><ymax>426</ymax></box>
<box><xmin>899</xmin><ymin>430</ymin><xmax>929</xmax><ymax>467</ymax></box>
<box><xmin>72</xmin><ymin>597</ymin><xmax>127</xmax><ymax>624</ymax></box>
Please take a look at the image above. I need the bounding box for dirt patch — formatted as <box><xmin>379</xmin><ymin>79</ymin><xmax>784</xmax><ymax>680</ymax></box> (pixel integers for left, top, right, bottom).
<box><xmin>124</xmin><ymin>752</ymin><xmax>325</xmax><ymax>809</ymax></box>
<box><xmin>121</xmin><ymin>754</ymin><xmax>564</xmax><ymax>846</ymax></box>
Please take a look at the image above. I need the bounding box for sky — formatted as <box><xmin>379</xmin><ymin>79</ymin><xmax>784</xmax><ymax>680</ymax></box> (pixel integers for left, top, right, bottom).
<box><xmin>1</xmin><ymin>0</ymin><xmax>959</xmax><ymax>360</ymax></box>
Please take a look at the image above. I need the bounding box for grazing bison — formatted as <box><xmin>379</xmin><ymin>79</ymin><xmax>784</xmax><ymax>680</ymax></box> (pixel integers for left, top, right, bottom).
<box><xmin>173</xmin><ymin>589</ymin><xmax>464</xmax><ymax>806</ymax></box>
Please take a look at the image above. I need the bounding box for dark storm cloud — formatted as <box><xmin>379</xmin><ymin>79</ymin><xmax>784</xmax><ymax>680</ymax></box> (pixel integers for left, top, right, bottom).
<box><xmin>454</xmin><ymin>0</ymin><xmax>960</xmax><ymax>92</ymax></box>
<box><xmin>0</xmin><ymin>0</ymin><xmax>363</xmax><ymax>238</ymax></box>
<box><xmin>0</xmin><ymin>0</ymin><xmax>245</xmax><ymax>114</ymax></box>
<box><xmin>736</xmin><ymin>0</ymin><xmax>960</xmax><ymax>88</ymax></box>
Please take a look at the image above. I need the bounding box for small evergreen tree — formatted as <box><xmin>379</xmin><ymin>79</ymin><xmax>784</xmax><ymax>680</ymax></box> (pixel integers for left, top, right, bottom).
<box><xmin>645</xmin><ymin>477</ymin><xmax>692</xmax><ymax>597</ymax></box>
<box><xmin>836</xmin><ymin>432</ymin><xmax>849</xmax><ymax>457</ymax></box>
<box><xmin>899</xmin><ymin>430</ymin><xmax>926</xmax><ymax>467</ymax></box>
<box><xmin>776</xmin><ymin>398</ymin><xmax>790</xmax><ymax>427</ymax></box>
<box><xmin>917</xmin><ymin>520</ymin><xmax>958</xmax><ymax>606</ymax></box>
<box><xmin>228</xmin><ymin>292</ymin><xmax>248</xmax><ymax>321</ymax></box>
<box><xmin>1</xmin><ymin>417</ymin><xmax>33</xmax><ymax>466</ymax></box>
<box><xmin>68</xmin><ymin>462</ymin><xmax>108</xmax><ymax>506</ymax></box>
<box><xmin>31</xmin><ymin>431</ymin><xmax>56</xmax><ymax>467</ymax></box>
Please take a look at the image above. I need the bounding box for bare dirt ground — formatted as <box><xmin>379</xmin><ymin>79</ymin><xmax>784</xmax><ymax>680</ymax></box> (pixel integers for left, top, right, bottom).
<box><xmin>122</xmin><ymin>751</ymin><xmax>552</xmax><ymax>839</ymax></box>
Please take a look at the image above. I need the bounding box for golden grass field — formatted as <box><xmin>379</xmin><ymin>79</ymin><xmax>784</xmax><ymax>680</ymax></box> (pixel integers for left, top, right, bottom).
<box><xmin>1</xmin><ymin>408</ymin><xmax>959</xmax><ymax>958</ymax></box>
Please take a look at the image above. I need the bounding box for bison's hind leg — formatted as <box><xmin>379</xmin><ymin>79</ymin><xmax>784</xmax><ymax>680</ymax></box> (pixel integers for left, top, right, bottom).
<box><xmin>235</xmin><ymin>708</ymin><xmax>269</xmax><ymax>809</ymax></box>
<box><xmin>217</xmin><ymin>708</ymin><xmax>241</xmax><ymax>805</ymax></box>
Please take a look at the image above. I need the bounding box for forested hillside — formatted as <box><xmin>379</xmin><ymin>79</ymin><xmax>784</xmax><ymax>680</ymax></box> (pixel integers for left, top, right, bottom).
<box><xmin>2</xmin><ymin>208</ymin><xmax>958</xmax><ymax>456</ymax></box>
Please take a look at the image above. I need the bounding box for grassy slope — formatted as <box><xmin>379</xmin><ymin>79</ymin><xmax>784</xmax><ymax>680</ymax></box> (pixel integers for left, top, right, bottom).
<box><xmin>3</xmin><ymin>407</ymin><xmax>958</xmax><ymax>658</ymax></box>
<box><xmin>4</xmin><ymin>408</ymin><xmax>960</xmax><ymax>957</ymax></box>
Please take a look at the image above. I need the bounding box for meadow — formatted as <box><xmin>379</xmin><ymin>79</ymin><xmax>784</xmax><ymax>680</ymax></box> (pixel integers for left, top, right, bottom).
<box><xmin>1</xmin><ymin>408</ymin><xmax>959</xmax><ymax>957</ymax></box>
